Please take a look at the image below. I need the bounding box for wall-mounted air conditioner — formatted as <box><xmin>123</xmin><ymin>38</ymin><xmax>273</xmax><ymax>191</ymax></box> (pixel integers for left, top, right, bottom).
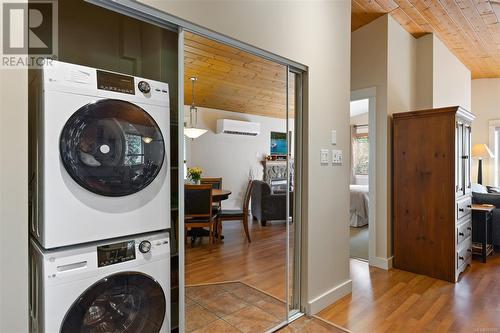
<box><xmin>216</xmin><ymin>119</ymin><xmax>260</xmax><ymax>136</ymax></box>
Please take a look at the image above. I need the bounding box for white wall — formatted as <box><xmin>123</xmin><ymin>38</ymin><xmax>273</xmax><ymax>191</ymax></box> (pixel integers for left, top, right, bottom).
<box><xmin>415</xmin><ymin>34</ymin><xmax>433</xmax><ymax>109</ymax></box>
<box><xmin>433</xmin><ymin>36</ymin><xmax>471</xmax><ymax>110</ymax></box>
<box><xmin>185</xmin><ymin>106</ymin><xmax>291</xmax><ymax>209</ymax></box>
<box><xmin>351</xmin><ymin>15</ymin><xmax>392</xmax><ymax>263</ymax></box>
<box><xmin>1</xmin><ymin>0</ymin><xmax>28</xmax><ymax>325</ymax></box>
<box><xmin>0</xmin><ymin>69</ymin><xmax>29</xmax><ymax>333</ymax></box>
<box><xmin>471</xmin><ymin>79</ymin><xmax>500</xmax><ymax>185</ymax></box>
<box><xmin>415</xmin><ymin>34</ymin><xmax>471</xmax><ymax>111</ymax></box>
<box><xmin>141</xmin><ymin>0</ymin><xmax>352</xmax><ymax>313</ymax></box>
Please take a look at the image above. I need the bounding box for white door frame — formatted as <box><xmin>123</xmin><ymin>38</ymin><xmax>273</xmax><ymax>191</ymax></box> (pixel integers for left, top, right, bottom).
<box><xmin>350</xmin><ymin>88</ymin><xmax>376</xmax><ymax>267</ymax></box>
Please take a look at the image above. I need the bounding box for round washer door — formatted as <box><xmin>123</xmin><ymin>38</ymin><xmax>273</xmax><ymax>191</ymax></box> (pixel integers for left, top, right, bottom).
<box><xmin>60</xmin><ymin>99</ymin><xmax>165</xmax><ymax>197</ymax></box>
<box><xmin>60</xmin><ymin>272</ymin><xmax>166</xmax><ymax>333</ymax></box>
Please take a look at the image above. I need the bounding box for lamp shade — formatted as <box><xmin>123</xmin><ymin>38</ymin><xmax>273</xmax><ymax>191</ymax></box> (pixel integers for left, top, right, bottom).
<box><xmin>184</xmin><ymin>127</ymin><xmax>208</xmax><ymax>139</ymax></box>
<box><xmin>472</xmin><ymin>143</ymin><xmax>494</xmax><ymax>159</ymax></box>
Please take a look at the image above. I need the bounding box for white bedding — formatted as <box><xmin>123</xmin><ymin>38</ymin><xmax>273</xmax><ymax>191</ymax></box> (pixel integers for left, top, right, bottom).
<box><xmin>350</xmin><ymin>185</ymin><xmax>369</xmax><ymax>227</ymax></box>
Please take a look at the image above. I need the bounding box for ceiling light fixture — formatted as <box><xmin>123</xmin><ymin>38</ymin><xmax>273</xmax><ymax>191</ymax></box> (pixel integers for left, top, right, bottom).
<box><xmin>184</xmin><ymin>77</ymin><xmax>207</xmax><ymax>139</ymax></box>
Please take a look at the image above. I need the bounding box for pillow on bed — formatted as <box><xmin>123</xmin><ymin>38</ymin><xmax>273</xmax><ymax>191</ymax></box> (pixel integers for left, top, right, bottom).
<box><xmin>472</xmin><ymin>183</ymin><xmax>488</xmax><ymax>194</ymax></box>
<box><xmin>487</xmin><ymin>186</ymin><xmax>500</xmax><ymax>193</ymax></box>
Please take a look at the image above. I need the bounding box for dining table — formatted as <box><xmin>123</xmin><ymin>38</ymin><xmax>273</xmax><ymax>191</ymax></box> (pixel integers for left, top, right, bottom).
<box><xmin>212</xmin><ymin>189</ymin><xmax>232</xmax><ymax>201</ymax></box>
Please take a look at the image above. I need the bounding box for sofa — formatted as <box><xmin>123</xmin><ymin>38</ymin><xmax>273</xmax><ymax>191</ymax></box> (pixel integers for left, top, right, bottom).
<box><xmin>251</xmin><ymin>180</ymin><xmax>292</xmax><ymax>226</ymax></box>
<box><xmin>472</xmin><ymin>184</ymin><xmax>500</xmax><ymax>250</ymax></box>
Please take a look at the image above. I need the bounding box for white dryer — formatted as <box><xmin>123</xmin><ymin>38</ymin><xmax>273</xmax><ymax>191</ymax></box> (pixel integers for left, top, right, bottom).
<box><xmin>29</xmin><ymin>232</ymin><xmax>170</xmax><ymax>333</ymax></box>
<box><xmin>29</xmin><ymin>61</ymin><xmax>170</xmax><ymax>248</ymax></box>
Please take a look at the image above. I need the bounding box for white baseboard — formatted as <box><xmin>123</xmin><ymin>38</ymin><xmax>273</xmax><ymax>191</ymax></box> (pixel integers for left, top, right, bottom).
<box><xmin>369</xmin><ymin>256</ymin><xmax>393</xmax><ymax>270</ymax></box>
<box><xmin>307</xmin><ymin>279</ymin><xmax>352</xmax><ymax>314</ymax></box>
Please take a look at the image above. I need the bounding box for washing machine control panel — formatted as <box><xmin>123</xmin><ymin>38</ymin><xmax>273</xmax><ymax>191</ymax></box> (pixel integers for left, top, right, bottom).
<box><xmin>97</xmin><ymin>70</ymin><xmax>135</xmax><ymax>95</ymax></box>
<box><xmin>138</xmin><ymin>80</ymin><xmax>151</xmax><ymax>94</ymax></box>
<box><xmin>139</xmin><ymin>240</ymin><xmax>152</xmax><ymax>253</ymax></box>
<box><xmin>97</xmin><ymin>240</ymin><xmax>136</xmax><ymax>267</ymax></box>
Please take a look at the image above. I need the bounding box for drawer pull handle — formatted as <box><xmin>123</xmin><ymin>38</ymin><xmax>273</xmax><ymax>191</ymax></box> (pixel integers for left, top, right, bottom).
<box><xmin>467</xmin><ymin>249</ymin><xmax>472</xmax><ymax>253</ymax></box>
<box><xmin>467</xmin><ymin>205</ymin><xmax>471</xmax><ymax>208</ymax></box>
<box><xmin>459</xmin><ymin>208</ymin><xmax>464</xmax><ymax>212</ymax></box>
<box><xmin>459</xmin><ymin>232</ymin><xmax>464</xmax><ymax>236</ymax></box>
<box><xmin>467</xmin><ymin>227</ymin><xmax>472</xmax><ymax>231</ymax></box>
<box><xmin>459</xmin><ymin>256</ymin><xmax>464</xmax><ymax>260</ymax></box>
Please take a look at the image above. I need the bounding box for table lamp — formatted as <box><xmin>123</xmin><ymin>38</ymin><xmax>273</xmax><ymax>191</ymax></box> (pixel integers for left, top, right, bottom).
<box><xmin>472</xmin><ymin>143</ymin><xmax>494</xmax><ymax>184</ymax></box>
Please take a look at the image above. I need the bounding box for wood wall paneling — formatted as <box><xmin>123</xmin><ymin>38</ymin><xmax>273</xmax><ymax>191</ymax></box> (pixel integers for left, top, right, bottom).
<box><xmin>184</xmin><ymin>32</ymin><xmax>294</xmax><ymax>119</ymax></box>
<box><xmin>353</xmin><ymin>0</ymin><xmax>500</xmax><ymax>78</ymax></box>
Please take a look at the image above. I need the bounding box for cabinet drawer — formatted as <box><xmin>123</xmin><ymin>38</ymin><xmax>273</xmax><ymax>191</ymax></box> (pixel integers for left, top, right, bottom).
<box><xmin>456</xmin><ymin>197</ymin><xmax>472</xmax><ymax>220</ymax></box>
<box><xmin>457</xmin><ymin>219</ymin><xmax>472</xmax><ymax>245</ymax></box>
<box><xmin>456</xmin><ymin>238</ymin><xmax>472</xmax><ymax>269</ymax></box>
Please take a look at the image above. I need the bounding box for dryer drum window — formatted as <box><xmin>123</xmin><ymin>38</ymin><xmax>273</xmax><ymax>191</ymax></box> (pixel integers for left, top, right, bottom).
<box><xmin>60</xmin><ymin>272</ymin><xmax>166</xmax><ymax>333</ymax></box>
<box><xmin>60</xmin><ymin>99</ymin><xmax>165</xmax><ymax>197</ymax></box>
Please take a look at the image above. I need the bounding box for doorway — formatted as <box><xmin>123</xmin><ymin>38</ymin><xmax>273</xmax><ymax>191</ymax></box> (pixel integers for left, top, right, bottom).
<box><xmin>181</xmin><ymin>32</ymin><xmax>304</xmax><ymax>332</ymax></box>
<box><xmin>350</xmin><ymin>88</ymin><xmax>376</xmax><ymax>264</ymax></box>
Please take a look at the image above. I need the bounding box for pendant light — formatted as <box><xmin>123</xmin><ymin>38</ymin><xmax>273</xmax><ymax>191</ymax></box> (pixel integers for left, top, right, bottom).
<box><xmin>184</xmin><ymin>77</ymin><xmax>207</xmax><ymax>139</ymax></box>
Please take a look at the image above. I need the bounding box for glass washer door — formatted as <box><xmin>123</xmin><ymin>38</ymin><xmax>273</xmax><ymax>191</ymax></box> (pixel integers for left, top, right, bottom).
<box><xmin>60</xmin><ymin>272</ymin><xmax>166</xmax><ymax>333</ymax></box>
<box><xmin>60</xmin><ymin>99</ymin><xmax>165</xmax><ymax>197</ymax></box>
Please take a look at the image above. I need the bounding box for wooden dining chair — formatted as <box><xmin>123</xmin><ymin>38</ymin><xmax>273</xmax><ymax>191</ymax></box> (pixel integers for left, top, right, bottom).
<box><xmin>216</xmin><ymin>180</ymin><xmax>253</xmax><ymax>243</ymax></box>
<box><xmin>201</xmin><ymin>177</ymin><xmax>222</xmax><ymax>189</ymax></box>
<box><xmin>201</xmin><ymin>177</ymin><xmax>223</xmax><ymax>212</ymax></box>
<box><xmin>184</xmin><ymin>184</ymin><xmax>217</xmax><ymax>251</ymax></box>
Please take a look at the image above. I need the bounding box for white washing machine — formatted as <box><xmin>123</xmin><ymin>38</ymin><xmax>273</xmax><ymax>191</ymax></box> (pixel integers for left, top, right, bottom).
<box><xmin>29</xmin><ymin>61</ymin><xmax>170</xmax><ymax>249</ymax></box>
<box><xmin>29</xmin><ymin>231</ymin><xmax>170</xmax><ymax>333</ymax></box>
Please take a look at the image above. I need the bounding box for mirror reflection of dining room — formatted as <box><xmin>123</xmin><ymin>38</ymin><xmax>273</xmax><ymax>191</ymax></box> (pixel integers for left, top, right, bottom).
<box><xmin>182</xmin><ymin>32</ymin><xmax>296</xmax><ymax>333</ymax></box>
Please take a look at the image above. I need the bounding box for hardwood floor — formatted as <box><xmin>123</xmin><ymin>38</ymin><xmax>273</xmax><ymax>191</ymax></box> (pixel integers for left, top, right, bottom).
<box><xmin>187</xmin><ymin>219</ymin><xmax>500</xmax><ymax>332</ymax></box>
<box><xmin>185</xmin><ymin>219</ymin><xmax>289</xmax><ymax>300</ymax></box>
<box><xmin>318</xmin><ymin>256</ymin><xmax>500</xmax><ymax>332</ymax></box>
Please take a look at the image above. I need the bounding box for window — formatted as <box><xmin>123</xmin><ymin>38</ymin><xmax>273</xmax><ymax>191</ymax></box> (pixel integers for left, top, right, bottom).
<box><xmin>124</xmin><ymin>134</ymin><xmax>144</xmax><ymax>166</ymax></box>
<box><xmin>353</xmin><ymin>133</ymin><xmax>369</xmax><ymax>176</ymax></box>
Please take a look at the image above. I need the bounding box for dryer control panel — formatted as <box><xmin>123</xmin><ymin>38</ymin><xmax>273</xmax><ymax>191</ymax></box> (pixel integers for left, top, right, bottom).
<box><xmin>97</xmin><ymin>70</ymin><xmax>135</xmax><ymax>94</ymax></box>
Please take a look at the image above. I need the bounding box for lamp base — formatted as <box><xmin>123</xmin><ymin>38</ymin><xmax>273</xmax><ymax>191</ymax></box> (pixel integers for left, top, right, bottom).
<box><xmin>478</xmin><ymin>159</ymin><xmax>483</xmax><ymax>185</ymax></box>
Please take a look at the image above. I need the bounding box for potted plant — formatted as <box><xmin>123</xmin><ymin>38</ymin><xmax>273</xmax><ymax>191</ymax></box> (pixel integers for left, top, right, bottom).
<box><xmin>187</xmin><ymin>167</ymin><xmax>203</xmax><ymax>184</ymax></box>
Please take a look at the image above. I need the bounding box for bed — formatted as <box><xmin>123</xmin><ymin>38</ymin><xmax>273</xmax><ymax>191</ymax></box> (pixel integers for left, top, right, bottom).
<box><xmin>350</xmin><ymin>185</ymin><xmax>369</xmax><ymax>227</ymax></box>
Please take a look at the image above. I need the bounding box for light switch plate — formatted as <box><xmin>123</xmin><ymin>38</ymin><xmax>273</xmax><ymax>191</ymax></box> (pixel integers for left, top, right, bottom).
<box><xmin>320</xmin><ymin>149</ymin><xmax>330</xmax><ymax>165</ymax></box>
<box><xmin>331</xmin><ymin>130</ymin><xmax>337</xmax><ymax>145</ymax></box>
<box><xmin>332</xmin><ymin>149</ymin><xmax>343</xmax><ymax>165</ymax></box>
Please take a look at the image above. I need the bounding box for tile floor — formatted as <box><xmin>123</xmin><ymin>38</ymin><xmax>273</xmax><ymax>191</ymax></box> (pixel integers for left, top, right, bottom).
<box><xmin>278</xmin><ymin>316</ymin><xmax>347</xmax><ymax>333</ymax></box>
<box><xmin>185</xmin><ymin>282</ymin><xmax>347</xmax><ymax>333</ymax></box>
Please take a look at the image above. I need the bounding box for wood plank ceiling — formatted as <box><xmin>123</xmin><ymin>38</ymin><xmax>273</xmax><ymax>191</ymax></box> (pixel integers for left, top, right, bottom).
<box><xmin>352</xmin><ymin>0</ymin><xmax>500</xmax><ymax>78</ymax></box>
<box><xmin>184</xmin><ymin>32</ymin><xmax>294</xmax><ymax>119</ymax></box>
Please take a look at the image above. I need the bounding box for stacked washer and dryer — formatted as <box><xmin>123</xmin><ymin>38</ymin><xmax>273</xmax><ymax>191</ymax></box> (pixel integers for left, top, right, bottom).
<box><xmin>29</xmin><ymin>61</ymin><xmax>171</xmax><ymax>333</ymax></box>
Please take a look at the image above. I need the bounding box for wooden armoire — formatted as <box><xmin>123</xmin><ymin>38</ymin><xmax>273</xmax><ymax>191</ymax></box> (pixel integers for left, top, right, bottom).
<box><xmin>393</xmin><ymin>106</ymin><xmax>475</xmax><ymax>282</ymax></box>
